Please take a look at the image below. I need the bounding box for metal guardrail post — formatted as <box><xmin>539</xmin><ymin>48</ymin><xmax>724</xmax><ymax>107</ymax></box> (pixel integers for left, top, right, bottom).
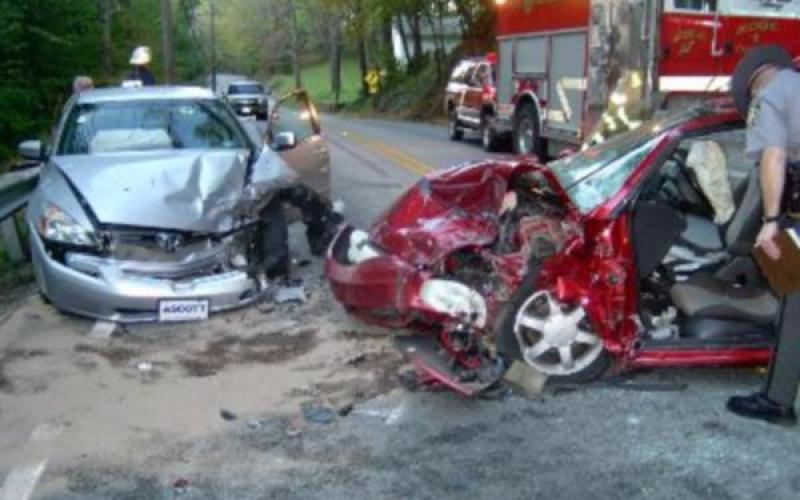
<box><xmin>0</xmin><ymin>218</ymin><xmax>24</xmax><ymax>262</ymax></box>
<box><xmin>0</xmin><ymin>167</ymin><xmax>40</xmax><ymax>262</ymax></box>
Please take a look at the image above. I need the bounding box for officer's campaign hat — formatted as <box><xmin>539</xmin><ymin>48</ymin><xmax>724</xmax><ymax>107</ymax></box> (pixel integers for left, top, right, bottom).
<box><xmin>731</xmin><ymin>44</ymin><xmax>794</xmax><ymax>117</ymax></box>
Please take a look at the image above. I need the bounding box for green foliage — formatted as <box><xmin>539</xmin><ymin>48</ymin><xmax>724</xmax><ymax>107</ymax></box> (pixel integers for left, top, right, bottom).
<box><xmin>0</xmin><ymin>0</ymin><xmax>206</xmax><ymax>163</ymax></box>
<box><xmin>269</xmin><ymin>56</ymin><xmax>363</xmax><ymax>105</ymax></box>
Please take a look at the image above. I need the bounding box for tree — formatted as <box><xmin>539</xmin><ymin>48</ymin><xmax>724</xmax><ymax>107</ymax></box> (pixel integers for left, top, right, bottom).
<box><xmin>161</xmin><ymin>0</ymin><xmax>175</xmax><ymax>82</ymax></box>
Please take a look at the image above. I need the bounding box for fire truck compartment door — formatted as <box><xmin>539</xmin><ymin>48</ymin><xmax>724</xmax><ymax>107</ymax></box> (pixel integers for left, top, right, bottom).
<box><xmin>546</xmin><ymin>32</ymin><xmax>587</xmax><ymax>136</ymax></box>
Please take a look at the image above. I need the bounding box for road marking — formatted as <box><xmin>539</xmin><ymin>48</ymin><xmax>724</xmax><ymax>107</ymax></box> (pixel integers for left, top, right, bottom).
<box><xmin>341</xmin><ymin>130</ymin><xmax>432</xmax><ymax>176</ymax></box>
<box><xmin>0</xmin><ymin>461</ymin><xmax>47</xmax><ymax>500</ymax></box>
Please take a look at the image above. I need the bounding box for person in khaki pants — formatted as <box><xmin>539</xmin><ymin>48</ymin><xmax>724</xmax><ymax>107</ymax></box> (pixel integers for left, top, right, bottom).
<box><xmin>727</xmin><ymin>45</ymin><xmax>800</xmax><ymax>425</ymax></box>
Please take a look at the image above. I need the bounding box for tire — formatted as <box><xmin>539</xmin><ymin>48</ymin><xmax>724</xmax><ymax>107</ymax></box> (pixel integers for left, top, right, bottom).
<box><xmin>257</xmin><ymin>112</ymin><xmax>268</xmax><ymax>121</ymax></box>
<box><xmin>495</xmin><ymin>271</ymin><xmax>610</xmax><ymax>384</ymax></box>
<box><xmin>512</xmin><ymin>102</ymin><xmax>540</xmax><ymax>156</ymax></box>
<box><xmin>481</xmin><ymin>114</ymin><xmax>499</xmax><ymax>152</ymax></box>
<box><xmin>448</xmin><ymin>108</ymin><xmax>463</xmax><ymax>141</ymax></box>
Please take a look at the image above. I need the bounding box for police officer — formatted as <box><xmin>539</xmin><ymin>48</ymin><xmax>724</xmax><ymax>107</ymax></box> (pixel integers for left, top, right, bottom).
<box><xmin>727</xmin><ymin>45</ymin><xmax>800</xmax><ymax>425</ymax></box>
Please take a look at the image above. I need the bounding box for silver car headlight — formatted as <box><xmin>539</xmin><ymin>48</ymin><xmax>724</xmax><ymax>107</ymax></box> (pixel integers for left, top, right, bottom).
<box><xmin>37</xmin><ymin>204</ymin><xmax>97</xmax><ymax>246</ymax></box>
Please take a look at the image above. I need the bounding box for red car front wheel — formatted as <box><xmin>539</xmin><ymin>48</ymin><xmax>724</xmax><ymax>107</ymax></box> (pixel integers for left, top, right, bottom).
<box><xmin>497</xmin><ymin>277</ymin><xmax>610</xmax><ymax>383</ymax></box>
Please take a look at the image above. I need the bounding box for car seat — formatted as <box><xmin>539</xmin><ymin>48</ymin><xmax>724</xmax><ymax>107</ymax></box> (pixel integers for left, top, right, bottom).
<box><xmin>666</xmin><ymin>140</ymin><xmax>762</xmax><ymax>274</ymax></box>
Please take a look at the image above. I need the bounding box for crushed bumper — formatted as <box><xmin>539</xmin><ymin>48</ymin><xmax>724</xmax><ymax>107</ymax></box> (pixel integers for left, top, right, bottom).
<box><xmin>325</xmin><ymin>226</ymin><xmax>488</xmax><ymax>327</ymax></box>
<box><xmin>31</xmin><ymin>228</ymin><xmax>264</xmax><ymax>323</ymax></box>
<box><xmin>325</xmin><ymin>226</ymin><xmax>425</xmax><ymax>324</ymax></box>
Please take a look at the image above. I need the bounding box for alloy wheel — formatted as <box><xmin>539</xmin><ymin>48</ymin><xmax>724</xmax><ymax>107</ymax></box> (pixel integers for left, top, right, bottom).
<box><xmin>513</xmin><ymin>291</ymin><xmax>603</xmax><ymax>376</ymax></box>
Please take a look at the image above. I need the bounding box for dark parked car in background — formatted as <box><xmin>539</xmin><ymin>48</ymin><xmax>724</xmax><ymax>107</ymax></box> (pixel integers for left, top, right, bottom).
<box><xmin>225</xmin><ymin>80</ymin><xmax>270</xmax><ymax>120</ymax></box>
<box><xmin>444</xmin><ymin>53</ymin><xmax>500</xmax><ymax>152</ymax></box>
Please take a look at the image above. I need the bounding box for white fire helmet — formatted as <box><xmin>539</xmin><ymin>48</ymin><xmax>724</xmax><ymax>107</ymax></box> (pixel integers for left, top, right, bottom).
<box><xmin>129</xmin><ymin>46</ymin><xmax>152</xmax><ymax>66</ymax></box>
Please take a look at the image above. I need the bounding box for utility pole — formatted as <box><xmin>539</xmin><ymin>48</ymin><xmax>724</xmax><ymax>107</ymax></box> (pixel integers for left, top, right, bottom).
<box><xmin>210</xmin><ymin>0</ymin><xmax>217</xmax><ymax>92</ymax></box>
<box><xmin>161</xmin><ymin>0</ymin><xmax>175</xmax><ymax>83</ymax></box>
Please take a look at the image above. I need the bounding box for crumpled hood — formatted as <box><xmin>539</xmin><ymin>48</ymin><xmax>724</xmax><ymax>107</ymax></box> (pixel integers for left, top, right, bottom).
<box><xmin>370</xmin><ymin>160</ymin><xmax>557</xmax><ymax>266</ymax></box>
<box><xmin>53</xmin><ymin>150</ymin><xmax>259</xmax><ymax>233</ymax></box>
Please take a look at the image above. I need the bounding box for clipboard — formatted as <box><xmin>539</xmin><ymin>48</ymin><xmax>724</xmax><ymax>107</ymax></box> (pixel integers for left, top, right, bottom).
<box><xmin>754</xmin><ymin>227</ymin><xmax>800</xmax><ymax>297</ymax></box>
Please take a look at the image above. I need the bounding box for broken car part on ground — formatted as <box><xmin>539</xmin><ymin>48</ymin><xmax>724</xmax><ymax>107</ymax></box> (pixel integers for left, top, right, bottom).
<box><xmin>327</xmin><ymin>102</ymin><xmax>777</xmax><ymax>396</ymax></box>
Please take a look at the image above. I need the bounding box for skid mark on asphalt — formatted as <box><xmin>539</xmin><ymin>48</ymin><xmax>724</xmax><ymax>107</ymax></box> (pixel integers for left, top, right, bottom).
<box><xmin>336</xmin><ymin>130</ymin><xmax>433</xmax><ymax>176</ymax></box>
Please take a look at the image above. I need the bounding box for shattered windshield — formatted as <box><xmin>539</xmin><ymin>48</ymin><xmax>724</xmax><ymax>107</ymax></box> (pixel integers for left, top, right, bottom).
<box><xmin>58</xmin><ymin>99</ymin><xmax>249</xmax><ymax>155</ymax></box>
<box><xmin>550</xmin><ymin>123</ymin><xmax>666</xmax><ymax>213</ymax></box>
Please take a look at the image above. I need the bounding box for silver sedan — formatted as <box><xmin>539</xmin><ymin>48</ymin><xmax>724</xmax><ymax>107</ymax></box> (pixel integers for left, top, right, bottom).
<box><xmin>20</xmin><ymin>86</ymin><xmax>330</xmax><ymax>322</ymax></box>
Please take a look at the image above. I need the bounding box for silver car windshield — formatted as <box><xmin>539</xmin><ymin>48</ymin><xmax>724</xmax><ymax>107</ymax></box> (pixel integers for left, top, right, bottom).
<box><xmin>58</xmin><ymin>99</ymin><xmax>249</xmax><ymax>155</ymax></box>
<box><xmin>550</xmin><ymin>125</ymin><xmax>664</xmax><ymax>214</ymax></box>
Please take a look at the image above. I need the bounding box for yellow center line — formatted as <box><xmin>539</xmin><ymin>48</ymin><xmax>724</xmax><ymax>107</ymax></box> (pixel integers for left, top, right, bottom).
<box><xmin>342</xmin><ymin>130</ymin><xmax>433</xmax><ymax>176</ymax></box>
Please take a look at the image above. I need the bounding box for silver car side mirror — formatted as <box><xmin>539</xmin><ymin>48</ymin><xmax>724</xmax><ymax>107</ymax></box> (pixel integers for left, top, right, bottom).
<box><xmin>19</xmin><ymin>140</ymin><xmax>44</xmax><ymax>161</ymax></box>
<box><xmin>273</xmin><ymin>131</ymin><xmax>297</xmax><ymax>151</ymax></box>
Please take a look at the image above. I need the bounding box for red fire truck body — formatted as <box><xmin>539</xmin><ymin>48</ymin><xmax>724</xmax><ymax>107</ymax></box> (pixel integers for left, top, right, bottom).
<box><xmin>492</xmin><ymin>0</ymin><xmax>800</xmax><ymax>156</ymax></box>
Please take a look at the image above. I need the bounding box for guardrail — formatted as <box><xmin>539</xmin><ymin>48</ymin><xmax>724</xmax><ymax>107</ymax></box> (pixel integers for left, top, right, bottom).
<box><xmin>0</xmin><ymin>166</ymin><xmax>40</xmax><ymax>262</ymax></box>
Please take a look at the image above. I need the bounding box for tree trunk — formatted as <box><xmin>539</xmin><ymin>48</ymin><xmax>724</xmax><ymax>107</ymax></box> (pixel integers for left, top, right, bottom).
<box><xmin>329</xmin><ymin>17</ymin><xmax>342</xmax><ymax>108</ymax></box>
<box><xmin>288</xmin><ymin>0</ymin><xmax>302</xmax><ymax>88</ymax></box>
<box><xmin>161</xmin><ymin>0</ymin><xmax>174</xmax><ymax>82</ymax></box>
<box><xmin>410</xmin><ymin>13</ymin><xmax>423</xmax><ymax>61</ymax></box>
<box><xmin>423</xmin><ymin>9</ymin><xmax>442</xmax><ymax>80</ymax></box>
<box><xmin>358</xmin><ymin>34</ymin><xmax>368</xmax><ymax>97</ymax></box>
<box><xmin>100</xmin><ymin>0</ymin><xmax>113</xmax><ymax>79</ymax></box>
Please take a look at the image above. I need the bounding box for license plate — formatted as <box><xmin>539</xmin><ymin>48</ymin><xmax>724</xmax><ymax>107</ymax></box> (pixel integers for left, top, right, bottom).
<box><xmin>158</xmin><ymin>299</ymin><xmax>209</xmax><ymax>322</ymax></box>
<box><xmin>241</xmin><ymin>106</ymin><xmax>251</xmax><ymax>113</ymax></box>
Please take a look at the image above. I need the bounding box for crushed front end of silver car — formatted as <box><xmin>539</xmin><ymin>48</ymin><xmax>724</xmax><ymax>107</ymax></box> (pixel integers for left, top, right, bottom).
<box><xmin>27</xmin><ymin>146</ymin><xmax>299</xmax><ymax>322</ymax></box>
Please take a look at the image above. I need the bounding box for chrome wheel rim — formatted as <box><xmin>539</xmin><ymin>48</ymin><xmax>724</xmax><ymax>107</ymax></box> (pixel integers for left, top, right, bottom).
<box><xmin>513</xmin><ymin>291</ymin><xmax>603</xmax><ymax>376</ymax></box>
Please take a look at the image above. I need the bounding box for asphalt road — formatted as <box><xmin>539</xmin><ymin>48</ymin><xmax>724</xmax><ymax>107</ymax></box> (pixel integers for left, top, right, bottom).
<box><xmin>2</xmin><ymin>115</ymin><xmax>800</xmax><ymax>499</ymax></box>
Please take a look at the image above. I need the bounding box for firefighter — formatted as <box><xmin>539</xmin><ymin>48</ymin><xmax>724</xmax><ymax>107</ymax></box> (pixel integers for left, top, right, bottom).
<box><xmin>125</xmin><ymin>46</ymin><xmax>156</xmax><ymax>87</ymax></box>
<box><xmin>727</xmin><ymin>45</ymin><xmax>800</xmax><ymax>425</ymax></box>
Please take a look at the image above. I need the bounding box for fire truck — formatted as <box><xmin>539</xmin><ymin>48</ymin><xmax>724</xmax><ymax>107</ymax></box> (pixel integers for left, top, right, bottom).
<box><xmin>491</xmin><ymin>0</ymin><xmax>800</xmax><ymax>157</ymax></box>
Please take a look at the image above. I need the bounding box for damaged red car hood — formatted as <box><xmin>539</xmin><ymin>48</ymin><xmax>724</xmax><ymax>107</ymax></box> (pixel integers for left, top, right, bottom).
<box><xmin>369</xmin><ymin>160</ymin><xmax>569</xmax><ymax>266</ymax></box>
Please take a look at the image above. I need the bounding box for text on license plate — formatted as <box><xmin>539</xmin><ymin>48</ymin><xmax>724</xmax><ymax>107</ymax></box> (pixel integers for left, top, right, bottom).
<box><xmin>159</xmin><ymin>300</ymin><xmax>209</xmax><ymax>322</ymax></box>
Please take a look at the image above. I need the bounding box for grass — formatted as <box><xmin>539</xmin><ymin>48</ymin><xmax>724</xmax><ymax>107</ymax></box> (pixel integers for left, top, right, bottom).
<box><xmin>268</xmin><ymin>57</ymin><xmax>364</xmax><ymax>107</ymax></box>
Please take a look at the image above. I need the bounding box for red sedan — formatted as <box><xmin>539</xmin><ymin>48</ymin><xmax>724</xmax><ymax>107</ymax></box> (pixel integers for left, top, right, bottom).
<box><xmin>327</xmin><ymin>102</ymin><xmax>774</xmax><ymax>395</ymax></box>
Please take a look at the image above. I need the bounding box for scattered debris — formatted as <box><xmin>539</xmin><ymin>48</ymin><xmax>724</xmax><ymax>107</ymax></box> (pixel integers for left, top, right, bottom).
<box><xmin>337</xmin><ymin>402</ymin><xmax>354</xmax><ymax>417</ymax></box>
<box><xmin>246</xmin><ymin>419</ymin><xmax>260</xmax><ymax>430</ymax></box>
<box><xmin>133</xmin><ymin>360</ymin><xmax>154</xmax><ymax>381</ymax></box>
<box><xmin>89</xmin><ymin>320</ymin><xmax>118</xmax><ymax>339</ymax></box>
<box><xmin>173</xmin><ymin>477</ymin><xmax>190</xmax><ymax>492</ymax></box>
<box><xmin>273</xmin><ymin>285</ymin><xmax>308</xmax><ymax>304</ymax></box>
<box><xmin>220</xmin><ymin>409</ymin><xmax>238</xmax><ymax>421</ymax></box>
<box><xmin>302</xmin><ymin>403</ymin><xmax>336</xmax><ymax>425</ymax></box>
<box><xmin>503</xmin><ymin>361</ymin><xmax>548</xmax><ymax>399</ymax></box>
<box><xmin>345</xmin><ymin>353</ymin><xmax>366</xmax><ymax>366</ymax></box>
<box><xmin>286</xmin><ymin>415</ymin><xmax>305</xmax><ymax>436</ymax></box>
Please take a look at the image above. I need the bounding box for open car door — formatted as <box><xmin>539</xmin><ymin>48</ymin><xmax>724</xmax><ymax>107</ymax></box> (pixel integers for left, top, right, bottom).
<box><xmin>267</xmin><ymin>90</ymin><xmax>331</xmax><ymax>198</ymax></box>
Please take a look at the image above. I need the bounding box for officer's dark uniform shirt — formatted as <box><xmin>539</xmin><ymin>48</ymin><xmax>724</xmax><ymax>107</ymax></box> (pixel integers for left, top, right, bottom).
<box><xmin>127</xmin><ymin>66</ymin><xmax>156</xmax><ymax>86</ymax></box>
<box><xmin>746</xmin><ymin>69</ymin><xmax>800</xmax><ymax>162</ymax></box>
